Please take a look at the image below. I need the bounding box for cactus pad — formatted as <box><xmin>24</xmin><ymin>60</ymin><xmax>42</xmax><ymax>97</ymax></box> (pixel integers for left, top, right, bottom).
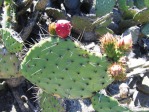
<box><xmin>141</xmin><ymin>23</ymin><xmax>149</xmax><ymax>37</ymax></box>
<box><xmin>134</xmin><ymin>0</ymin><xmax>146</xmax><ymax>9</ymax></box>
<box><xmin>91</xmin><ymin>93</ymin><xmax>130</xmax><ymax>112</ymax></box>
<box><xmin>133</xmin><ymin>8</ymin><xmax>149</xmax><ymax>24</ymax></box>
<box><xmin>71</xmin><ymin>15</ymin><xmax>94</xmax><ymax>33</ymax></box>
<box><xmin>95</xmin><ymin>0</ymin><xmax>115</xmax><ymax>17</ymax></box>
<box><xmin>45</xmin><ymin>8</ymin><xmax>66</xmax><ymax>20</ymax></box>
<box><xmin>0</xmin><ymin>28</ymin><xmax>23</xmax><ymax>53</ymax></box>
<box><xmin>0</xmin><ymin>47</ymin><xmax>20</xmax><ymax>78</ymax></box>
<box><xmin>21</xmin><ymin>37</ymin><xmax>113</xmax><ymax>98</ymax></box>
<box><xmin>144</xmin><ymin>0</ymin><xmax>149</xmax><ymax>7</ymax></box>
<box><xmin>40</xmin><ymin>91</ymin><xmax>65</xmax><ymax>112</ymax></box>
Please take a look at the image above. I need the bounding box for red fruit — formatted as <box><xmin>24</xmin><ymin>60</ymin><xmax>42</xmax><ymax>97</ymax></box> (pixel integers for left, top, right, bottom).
<box><xmin>55</xmin><ymin>20</ymin><xmax>72</xmax><ymax>38</ymax></box>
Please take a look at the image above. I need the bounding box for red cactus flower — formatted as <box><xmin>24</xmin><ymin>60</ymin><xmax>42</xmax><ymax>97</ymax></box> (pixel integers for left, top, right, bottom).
<box><xmin>108</xmin><ymin>63</ymin><xmax>126</xmax><ymax>81</ymax></box>
<box><xmin>117</xmin><ymin>35</ymin><xmax>132</xmax><ymax>51</ymax></box>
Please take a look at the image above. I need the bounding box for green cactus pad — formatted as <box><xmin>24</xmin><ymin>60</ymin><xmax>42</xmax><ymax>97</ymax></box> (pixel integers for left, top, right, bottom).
<box><xmin>0</xmin><ymin>28</ymin><xmax>23</xmax><ymax>53</ymax></box>
<box><xmin>118</xmin><ymin>0</ymin><xmax>137</xmax><ymax>19</ymax></box>
<box><xmin>141</xmin><ymin>23</ymin><xmax>149</xmax><ymax>37</ymax></box>
<box><xmin>40</xmin><ymin>91</ymin><xmax>65</xmax><ymax>112</ymax></box>
<box><xmin>133</xmin><ymin>8</ymin><xmax>149</xmax><ymax>24</ymax></box>
<box><xmin>0</xmin><ymin>47</ymin><xmax>20</xmax><ymax>78</ymax></box>
<box><xmin>95</xmin><ymin>0</ymin><xmax>115</xmax><ymax>17</ymax></box>
<box><xmin>117</xmin><ymin>0</ymin><xmax>129</xmax><ymax>11</ymax></box>
<box><xmin>134</xmin><ymin>0</ymin><xmax>146</xmax><ymax>9</ymax></box>
<box><xmin>71</xmin><ymin>16</ymin><xmax>94</xmax><ymax>33</ymax></box>
<box><xmin>21</xmin><ymin>37</ymin><xmax>113</xmax><ymax>99</ymax></box>
<box><xmin>91</xmin><ymin>93</ymin><xmax>130</xmax><ymax>112</ymax></box>
<box><xmin>45</xmin><ymin>8</ymin><xmax>66</xmax><ymax>20</ymax></box>
<box><xmin>144</xmin><ymin>0</ymin><xmax>149</xmax><ymax>7</ymax></box>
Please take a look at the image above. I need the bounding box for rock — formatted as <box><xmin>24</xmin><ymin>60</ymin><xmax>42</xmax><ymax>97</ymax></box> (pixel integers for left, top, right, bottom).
<box><xmin>64</xmin><ymin>0</ymin><xmax>80</xmax><ymax>10</ymax></box>
<box><xmin>137</xmin><ymin>76</ymin><xmax>149</xmax><ymax>95</ymax></box>
<box><xmin>133</xmin><ymin>91</ymin><xmax>149</xmax><ymax>107</ymax></box>
<box><xmin>64</xmin><ymin>98</ymin><xmax>94</xmax><ymax>112</ymax></box>
<box><xmin>127</xmin><ymin>58</ymin><xmax>146</xmax><ymax>70</ymax></box>
<box><xmin>121</xmin><ymin>26</ymin><xmax>140</xmax><ymax>44</ymax></box>
<box><xmin>127</xmin><ymin>75</ymin><xmax>142</xmax><ymax>89</ymax></box>
<box><xmin>112</xmin><ymin>8</ymin><xmax>122</xmax><ymax>24</ymax></box>
<box><xmin>142</xmin><ymin>38</ymin><xmax>149</xmax><ymax>50</ymax></box>
<box><xmin>0</xmin><ymin>81</ymin><xmax>6</xmax><ymax>91</ymax></box>
<box><xmin>119</xmin><ymin>83</ymin><xmax>129</xmax><ymax>99</ymax></box>
<box><xmin>106</xmin><ymin>82</ymin><xmax>120</xmax><ymax>96</ymax></box>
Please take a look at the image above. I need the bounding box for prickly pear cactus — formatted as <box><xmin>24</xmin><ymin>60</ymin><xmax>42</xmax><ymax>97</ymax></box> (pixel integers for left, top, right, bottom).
<box><xmin>117</xmin><ymin>0</ymin><xmax>137</xmax><ymax>19</ymax></box>
<box><xmin>144</xmin><ymin>0</ymin><xmax>149</xmax><ymax>7</ymax></box>
<box><xmin>133</xmin><ymin>8</ymin><xmax>149</xmax><ymax>24</ymax></box>
<box><xmin>91</xmin><ymin>93</ymin><xmax>130</xmax><ymax>112</ymax></box>
<box><xmin>95</xmin><ymin>0</ymin><xmax>115</xmax><ymax>17</ymax></box>
<box><xmin>117</xmin><ymin>0</ymin><xmax>129</xmax><ymax>11</ymax></box>
<box><xmin>39</xmin><ymin>91</ymin><xmax>65</xmax><ymax>112</ymax></box>
<box><xmin>1</xmin><ymin>0</ymin><xmax>17</xmax><ymax>28</ymax></box>
<box><xmin>45</xmin><ymin>8</ymin><xmax>66</xmax><ymax>20</ymax></box>
<box><xmin>134</xmin><ymin>0</ymin><xmax>146</xmax><ymax>9</ymax></box>
<box><xmin>71</xmin><ymin>15</ymin><xmax>94</xmax><ymax>33</ymax></box>
<box><xmin>0</xmin><ymin>28</ymin><xmax>23</xmax><ymax>53</ymax></box>
<box><xmin>0</xmin><ymin>47</ymin><xmax>20</xmax><ymax>78</ymax></box>
<box><xmin>21</xmin><ymin>36</ymin><xmax>113</xmax><ymax>99</ymax></box>
<box><xmin>141</xmin><ymin>23</ymin><xmax>149</xmax><ymax>37</ymax></box>
<box><xmin>35</xmin><ymin>0</ymin><xmax>49</xmax><ymax>11</ymax></box>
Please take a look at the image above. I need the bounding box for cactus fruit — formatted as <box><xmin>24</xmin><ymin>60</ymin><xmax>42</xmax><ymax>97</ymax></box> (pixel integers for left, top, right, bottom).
<box><xmin>0</xmin><ymin>47</ymin><xmax>20</xmax><ymax>79</ymax></box>
<box><xmin>39</xmin><ymin>91</ymin><xmax>65</xmax><ymax>112</ymax></box>
<box><xmin>107</xmin><ymin>63</ymin><xmax>126</xmax><ymax>81</ymax></box>
<box><xmin>91</xmin><ymin>93</ymin><xmax>130</xmax><ymax>112</ymax></box>
<box><xmin>95</xmin><ymin>0</ymin><xmax>115</xmax><ymax>17</ymax></box>
<box><xmin>55</xmin><ymin>20</ymin><xmax>72</xmax><ymax>38</ymax></box>
<box><xmin>0</xmin><ymin>28</ymin><xmax>23</xmax><ymax>53</ymax></box>
<box><xmin>21</xmin><ymin>36</ymin><xmax>113</xmax><ymax>98</ymax></box>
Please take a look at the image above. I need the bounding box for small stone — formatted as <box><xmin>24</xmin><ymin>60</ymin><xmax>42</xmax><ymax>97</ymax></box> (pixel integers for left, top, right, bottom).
<box><xmin>121</xmin><ymin>26</ymin><xmax>140</xmax><ymax>45</ymax></box>
<box><xmin>133</xmin><ymin>91</ymin><xmax>149</xmax><ymax>107</ymax></box>
<box><xmin>119</xmin><ymin>83</ymin><xmax>129</xmax><ymax>99</ymax></box>
<box><xmin>136</xmin><ymin>76</ymin><xmax>149</xmax><ymax>95</ymax></box>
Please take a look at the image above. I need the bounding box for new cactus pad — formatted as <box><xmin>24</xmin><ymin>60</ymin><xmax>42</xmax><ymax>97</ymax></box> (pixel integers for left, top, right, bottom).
<box><xmin>91</xmin><ymin>93</ymin><xmax>130</xmax><ymax>112</ymax></box>
<box><xmin>0</xmin><ymin>28</ymin><xmax>23</xmax><ymax>53</ymax></box>
<box><xmin>21</xmin><ymin>36</ymin><xmax>113</xmax><ymax>99</ymax></box>
<box><xmin>39</xmin><ymin>91</ymin><xmax>65</xmax><ymax>112</ymax></box>
<box><xmin>0</xmin><ymin>47</ymin><xmax>20</xmax><ymax>78</ymax></box>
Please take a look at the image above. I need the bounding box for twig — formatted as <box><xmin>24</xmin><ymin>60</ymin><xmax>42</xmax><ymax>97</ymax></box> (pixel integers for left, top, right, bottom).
<box><xmin>20</xmin><ymin>11</ymin><xmax>39</xmax><ymax>41</ymax></box>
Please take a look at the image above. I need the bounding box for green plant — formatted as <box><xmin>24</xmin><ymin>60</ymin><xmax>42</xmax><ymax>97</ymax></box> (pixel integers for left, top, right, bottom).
<box><xmin>95</xmin><ymin>0</ymin><xmax>115</xmax><ymax>17</ymax></box>
<box><xmin>0</xmin><ymin>28</ymin><xmax>23</xmax><ymax>53</ymax></box>
<box><xmin>0</xmin><ymin>47</ymin><xmax>21</xmax><ymax>79</ymax></box>
<box><xmin>91</xmin><ymin>93</ymin><xmax>130</xmax><ymax>112</ymax></box>
<box><xmin>21</xmin><ymin>36</ymin><xmax>113</xmax><ymax>99</ymax></box>
<box><xmin>39</xmin><ymin>91</ymin><xmax>65</xmax><ymax>112</ymax></box>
